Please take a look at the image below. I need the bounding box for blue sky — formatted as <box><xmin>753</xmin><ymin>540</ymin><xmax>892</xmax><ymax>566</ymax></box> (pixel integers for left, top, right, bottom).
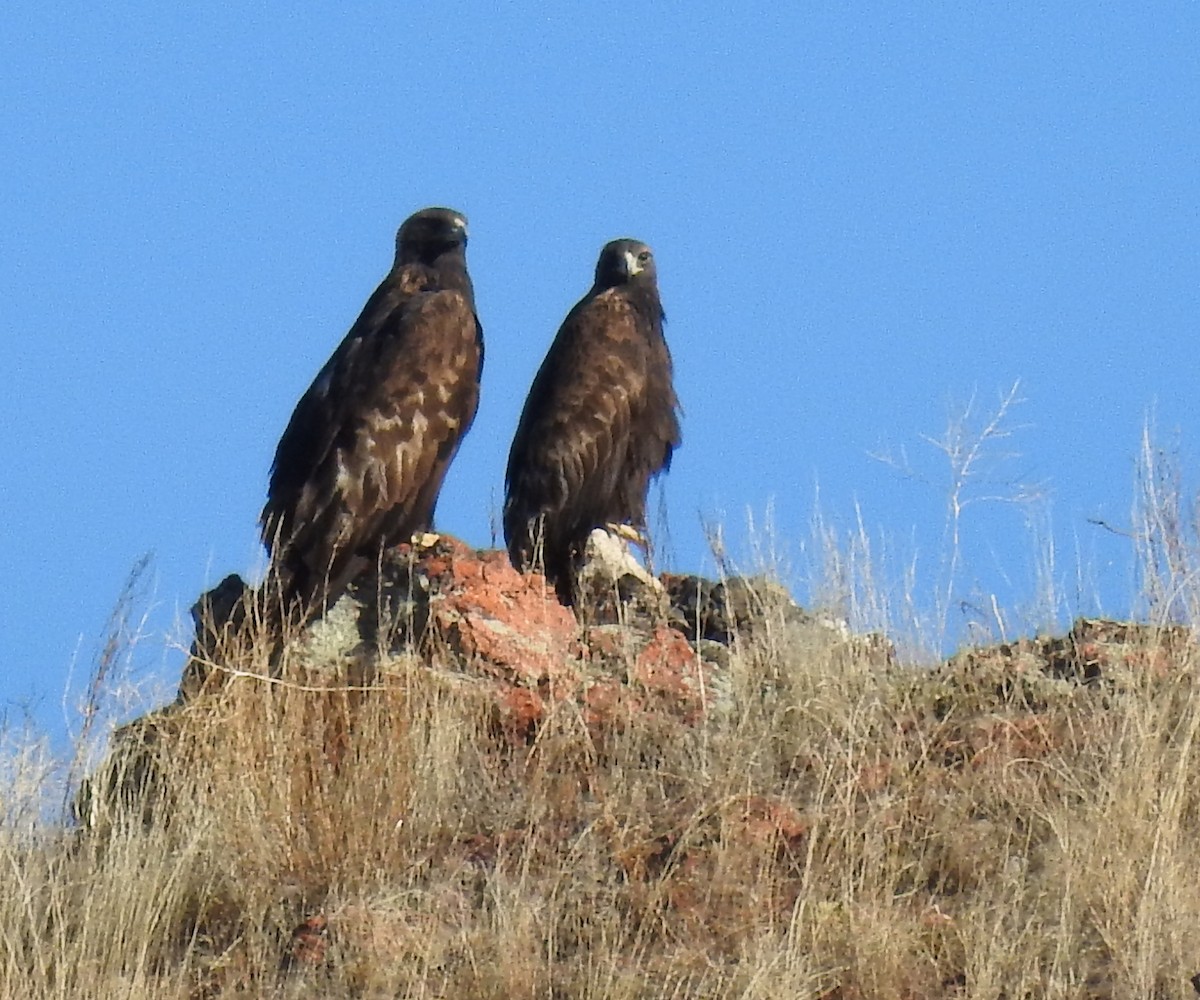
<box><xmin>3</xmin><ymin>4</ymin><xmax>1199</xmax><ymax>741</ymax></box>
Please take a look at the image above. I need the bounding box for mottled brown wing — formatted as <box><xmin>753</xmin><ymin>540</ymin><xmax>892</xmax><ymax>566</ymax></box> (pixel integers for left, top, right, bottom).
<box><xmin>344</xmin><ymin>289</ymin><xmax>482</xmax><ymax>545</ymax></box>
<box><xmin>263</xmin><ymin>284</ymin><xmax>480</xmax><ymax>605</ymax></box>
<box><xmin>616</xmin><ymin>307</ymin><xmax>680</xmax><ymax>518</ymax></box>
<box><xmin>504</xmin><ymin>288</ymin><xmax>672</xmax><ymax>574</ymax></box>
<box><xmin>262</xmin><ymin>272</ymin><xmax>427</xmax><ymax>544</ymax></box>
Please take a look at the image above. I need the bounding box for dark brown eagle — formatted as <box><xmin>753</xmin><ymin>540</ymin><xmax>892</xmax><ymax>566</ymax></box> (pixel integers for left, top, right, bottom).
<box><xmin>261</xmin><ymin>207</ymin><xmax>482</xmax><ymax>616</ymax></box>
<box><xmin>503</xmin><ymin>238</ymin><xmax>681</xmax><ymax>603</ymax></box>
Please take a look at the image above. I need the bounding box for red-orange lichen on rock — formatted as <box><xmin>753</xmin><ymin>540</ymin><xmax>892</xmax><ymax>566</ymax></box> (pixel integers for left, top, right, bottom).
<box><xmin>633</xmin><ymin>624</ymin><xmax>710</xmax><ymax>723</ymax></box>
<box><xmin>490</xmin><ymin>683</ymin><xmax>547</xmax><ymax>740</ymax></box>
<box><xmin>422</xmin><ymin>536</ymin><xmax>578</xmax><ymax>691</ymax></box>
<box><xmin>289</xmin><ymin>913</ymin><xmax>329</xmax><ymax>966</ymax></box>
<box><xmin>725</xmin><ymin>795</ymin><xmax>810</xmax><ymax>850</ymax></box>
<box><xmin>581</xmin><ymin>676</ymin><xmax>648</xmax><ymax>737</ymax></box>
<box><xmin>965</xmin><ymin>715</ymin><xmax>1064</xmax><ymax>770</ymax></box>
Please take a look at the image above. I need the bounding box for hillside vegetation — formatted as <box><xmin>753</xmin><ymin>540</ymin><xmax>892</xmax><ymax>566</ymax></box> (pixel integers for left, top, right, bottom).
<box><xmin>4</xmin><ymin>435</ymin><xmax>1200</xmax><ymax>999</ymax></box>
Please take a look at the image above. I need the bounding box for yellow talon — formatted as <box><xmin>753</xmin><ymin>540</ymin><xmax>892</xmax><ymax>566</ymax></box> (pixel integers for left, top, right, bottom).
<box><xmin>605</xmin><ymin>523</ymin><xmax>646</xmax><ymax>547</ymax></box>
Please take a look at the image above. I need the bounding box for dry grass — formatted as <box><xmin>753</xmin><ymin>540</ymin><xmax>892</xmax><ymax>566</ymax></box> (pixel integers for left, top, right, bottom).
<box><xmin>5</xmin><ymin>438</ymin><xmax>1200</xmax><ymax>998</ymax></box>
<box><xmin>4</xmin><ymin>587</ymin><xmax>1200</xmax><ymax>998</ymax></box>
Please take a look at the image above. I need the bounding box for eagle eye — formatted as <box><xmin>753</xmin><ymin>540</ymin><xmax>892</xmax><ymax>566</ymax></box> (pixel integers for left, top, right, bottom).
<box><xmin>637</xmin><ymin>250</ymin><xmax>651</xmax><ymax>264</ymax></box>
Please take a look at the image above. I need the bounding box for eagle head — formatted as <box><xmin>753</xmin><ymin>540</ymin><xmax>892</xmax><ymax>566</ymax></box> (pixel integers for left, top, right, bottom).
<box><xmin>594</xmin><ymin>238</ymin><xmax>655</xmax><ymax>288</ymax></box>
<box><xmin>395</xmin><ymin>207</ymin><xmax>469</xmax><ymax>266</ymax></box>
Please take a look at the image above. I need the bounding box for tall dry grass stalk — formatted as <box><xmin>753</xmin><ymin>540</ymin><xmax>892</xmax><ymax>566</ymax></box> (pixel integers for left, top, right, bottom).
<box><xmin>1129</xmin><ymin>421</ymin><xmax>1200</xmax><ymax>628</ymax></box>
<box><xmin>870</xmin><ymin>380</ymin><xmax>1054</xmax><ymax>655</ymax></box>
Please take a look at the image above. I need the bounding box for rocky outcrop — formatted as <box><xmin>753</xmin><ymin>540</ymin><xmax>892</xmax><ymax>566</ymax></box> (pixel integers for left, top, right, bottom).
<box><xmin>940</xmin><ymin>617</ymin><xmax>1194</xmax><ymax>704</ymax></box>
<box><xmin>175</xmin><ymin>535</ymin><xmax>891</xmax><ymax>740</ymax></box>
<box><xmin>81</xmin><ymin>535</ymin><xmax>858</xmax><ymax>828</ymax></box>
<box><xmin>77</xmin><ymin>533</ymin><xmax>1195</xmax><ymax>834</ymax></box>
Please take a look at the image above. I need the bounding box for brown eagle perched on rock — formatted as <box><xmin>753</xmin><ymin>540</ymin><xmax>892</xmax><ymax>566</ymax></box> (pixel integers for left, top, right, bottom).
<box><xmin>504</xmin><ymin>238</ymin><xmax>680</xmax><ymax>603</ymax></box>
<box><xmin>261</xmin><ymin>207</ymin><xmax>482</xmax><ymax>617</ymax></box>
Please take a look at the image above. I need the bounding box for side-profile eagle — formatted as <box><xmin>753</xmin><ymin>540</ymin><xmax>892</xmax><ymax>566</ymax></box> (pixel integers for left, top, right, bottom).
<box><xmin>261</xmin><ymin>207</ymin><xmax>483</xmax><ymax>615</ymax></box>
<box><xmin>503</xmin><ymin>238</ymin><xmax>681</xmax><ymax>602</ymax></box>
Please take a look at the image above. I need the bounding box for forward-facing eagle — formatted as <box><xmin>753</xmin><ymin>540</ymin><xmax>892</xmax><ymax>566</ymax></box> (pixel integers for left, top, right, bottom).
<box><xmin>504</xmin><ymin>238</ymin><xmax>681</xmax><ymax>603</ymax></box>
<box><xmin>262</xmin><ymin>207</ymin><xmax>482</xmax><ymax>616</ymax></box>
